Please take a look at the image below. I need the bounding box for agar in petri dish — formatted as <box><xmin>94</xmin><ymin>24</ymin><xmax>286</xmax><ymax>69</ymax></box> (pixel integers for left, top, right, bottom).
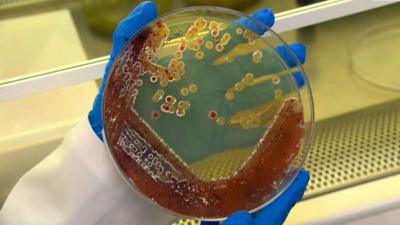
<box><xmin>103</xmin><ymin>6</ymin><xmax>314</xmax><ymax>220</ymax></box>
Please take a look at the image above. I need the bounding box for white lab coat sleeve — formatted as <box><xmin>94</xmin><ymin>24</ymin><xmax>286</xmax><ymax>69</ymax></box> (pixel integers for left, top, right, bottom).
<box><xmin>0</xmin><ymin>118</ymin><xmax>176</xmax><ymax>225</ymax></box>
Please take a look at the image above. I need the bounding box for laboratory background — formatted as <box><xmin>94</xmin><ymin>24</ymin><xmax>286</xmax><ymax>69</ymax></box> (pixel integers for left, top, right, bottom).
<box><xmin>1</xmin><ymin>0</ymin><xmax>400</xmax><ymax>224</ymax></box>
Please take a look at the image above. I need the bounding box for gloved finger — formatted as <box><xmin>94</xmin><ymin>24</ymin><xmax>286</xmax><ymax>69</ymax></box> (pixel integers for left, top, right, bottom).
<box><xmin>214</xmin><ymin>9</ymin><xmax>274</xmax><ymax>61</ymax></box>
<box><xmin>253</xmin><ymin>170</ymin><xmax>310</xmax><ymax>225</ymax></box>
<box><xmin>220</xmin><ymin>9</ymin><xmax>275</xmax><ymax>57</ymax></box>
<box><xmin>276</xmin><ymin>43</ymin><xmax>306</xmax><ymax>67</ymax></box>
<box><xmin>293</xmin><ymin>71</ymin><xmax>305</xmax><ymax>88</ymax></box>
<box><xmin>90</xmin><ymin>1</ymin><xmax>159</xmax><ymax>141</ymax></box>
<box><xmin>102</xmin><ymin>1</ymin><xmax>158</xmax><ymax>95</ymax></box>
<box><xmin>238</xmin><ymin>9</ymin><xmax>275</xmax><ymax>35</ymax></box>
<box><xmin>222</xmin><ymin>211</ymin><xmax>253</xmax><ymax>225</ymax></box>
<box><xmin>111</xmin><ymin>1</ymin><xmax>158</xmax><ymax>59</ymax></box>
<box><xmin>250</xmin><ymin>9</ymin><xmax>275</xmax><ymax>29</ymax></box>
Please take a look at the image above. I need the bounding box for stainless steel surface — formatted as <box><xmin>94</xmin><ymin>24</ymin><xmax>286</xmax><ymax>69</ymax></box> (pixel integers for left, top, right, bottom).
<box><xmin>0</xmin><ymin>0</ymin><xmax>305</xmax><ymax>82</ymax></box>
<box><xmin>349</xmin><ymin>22</ymin><xmax>400</xmax><ymax>91</ymax></box>
<box><xmin>280</xmin><ymin>3</ymin><xmax>400</xmax><ymax>121</ymax></box>
<box><xmin>0</xmin><ymin>0</ymin><xmax>51</xmax><ymax>10</ymax></box>
<box><xmin>281</xmin><ymin>2</ymin><xmax>400</xmax><ymax>197</ymax></box>
<box><xmin>341</xmin><ymin>206</ymin><xmax>400</xmax><ymax>225</ymax></box>
<box><xmin>305</xmin><ymin>99</ymin><xmax>400</xmax><ymax>198</ymax></box>
<box><xmin>2</xmin><ymin>1</ymin><xmax>396</xmax><ymax>101</ymax></box>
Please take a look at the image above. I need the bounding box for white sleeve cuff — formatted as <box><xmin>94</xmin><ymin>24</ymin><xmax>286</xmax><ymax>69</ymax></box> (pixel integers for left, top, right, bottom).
<box><xmin>0</xmin><ymin>119</ymin><xmax>176</xmax><ymax>225</ymax></box>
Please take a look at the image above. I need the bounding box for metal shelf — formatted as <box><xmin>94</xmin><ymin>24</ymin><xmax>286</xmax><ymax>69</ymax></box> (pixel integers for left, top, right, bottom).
<box><xmin>0</xmin><ymin>0</ymin><xmax>395</xmax><ymax>102</ymax></box>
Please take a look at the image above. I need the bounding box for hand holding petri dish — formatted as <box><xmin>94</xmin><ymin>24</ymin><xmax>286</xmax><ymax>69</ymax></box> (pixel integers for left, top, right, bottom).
<box><xmin>103</xmin><ymin>6</ymin><xmax>314</xmax><ymax>221</ymax></box>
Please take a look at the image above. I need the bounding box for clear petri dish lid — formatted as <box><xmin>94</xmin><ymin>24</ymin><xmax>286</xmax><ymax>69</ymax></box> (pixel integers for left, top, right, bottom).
<box><xmin>103</xmin><ymin>6</ymin><xmax>314</xmax><ymax>221</ymax></box>
<box><xmin>350</xmin><ymin>22</ymin><xmax>400</xmax><ymax>91</ymax></box>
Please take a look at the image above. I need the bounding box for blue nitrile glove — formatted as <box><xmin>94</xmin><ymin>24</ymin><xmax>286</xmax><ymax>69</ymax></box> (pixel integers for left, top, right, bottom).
<box><xmin>88</xmin><ymin>2</ymin><xmax>309</xmax><ymax>224</ymax></box>
<box><xmin>88</xmin><ymin>1</ymin><xmax>306</xmax><ymax>142</ymax></box>
<box><xmin>88</xmin><ymin>1</ymin><xmax>158</xmax><ymax>141</ymax></box>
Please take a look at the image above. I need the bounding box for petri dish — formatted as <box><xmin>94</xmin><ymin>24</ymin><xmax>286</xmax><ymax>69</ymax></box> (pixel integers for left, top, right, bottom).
<box><xmin>349</xmin><ymin>22</ymin><xmax>400</xmax><ymax>91</ymax></box>
<box><xmin>103</xmin><ymin>6</ymin><xmax>314</xmax><ymax>221</ymax></box>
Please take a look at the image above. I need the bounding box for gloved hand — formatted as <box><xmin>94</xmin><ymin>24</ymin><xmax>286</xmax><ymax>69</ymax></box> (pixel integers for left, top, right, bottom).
<box><xmin>88</xmin><ymin>1</ymin><xmax>158</xmax><ymax>140</ymax></box>
<box><xmin>88</xmin><ymin>1</ymin><xmax>309</xmax><ymax>225</ymax></box>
